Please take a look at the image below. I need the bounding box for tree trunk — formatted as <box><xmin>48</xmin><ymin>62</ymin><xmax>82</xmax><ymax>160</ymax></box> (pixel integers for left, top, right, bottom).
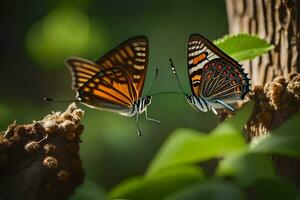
<box><xmin>226</xmin><ymin>0</ymin><xmax>300</xmax><ymax>85</ymax></box>
<box><xmin>226</xmin><ymin>0</ymin><xmax>300</xmax><ymax>185</ymax></box>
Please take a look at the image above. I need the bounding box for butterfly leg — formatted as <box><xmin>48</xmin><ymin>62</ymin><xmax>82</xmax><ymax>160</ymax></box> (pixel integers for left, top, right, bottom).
<box><xmin>216</xmin><ymin>99</ymin><xmax>235</xmax><ymax>111</ymax></box>
<box><xmin>135</xmin><ymin>114</ymin><xmax>142</xmax><ymax>136</ymax></box>
<box><xmin>211</xmin><ymin>107</ymin><xmax>218</xmax><ymax>115</ymax></box>
<box><xmin>145</xmin><ymin>109</ymin><xmax>161</xmax><ymax>123</ymax></box>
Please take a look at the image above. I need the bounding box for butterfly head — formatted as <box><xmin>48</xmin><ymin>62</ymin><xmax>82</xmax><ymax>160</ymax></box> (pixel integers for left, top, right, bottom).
<box><xmin>185</xmin><ymin>95</ymin><xmax>193</xmax><ymax>104</ymax></box>
<box><xmin>136</xmin><ymin>96</ymin><xmax>152</xmax><ymax>114</ymax></box>
<box><xmin>143</xmin><ymin>96</ymin><xmax>152</xmax><ymax>107</ymax></box>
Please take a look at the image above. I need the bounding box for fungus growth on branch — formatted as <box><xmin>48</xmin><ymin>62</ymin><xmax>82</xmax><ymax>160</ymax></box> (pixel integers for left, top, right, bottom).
<box><xmin>0</xmin><ymin>103</ymin><xmax>85</xmax><ymax>200</ymax></box>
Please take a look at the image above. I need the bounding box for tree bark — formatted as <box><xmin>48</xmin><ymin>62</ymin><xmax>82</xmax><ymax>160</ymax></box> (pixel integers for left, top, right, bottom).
<box><xmin>226</xmin><ymin>0</ymin><xmax>300</xmax><ymax>86</ymax></box>
<box><xmin>226</xmin><ymin>0</ymin><xmax>300</xmax><ymax>185</ymax></box>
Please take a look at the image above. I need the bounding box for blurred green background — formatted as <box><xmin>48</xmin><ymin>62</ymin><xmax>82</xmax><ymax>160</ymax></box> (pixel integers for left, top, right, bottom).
<box><xmin>1</xmin><ymin>0</ymin><xmax>228</xmax><ymax>198</ymax></box>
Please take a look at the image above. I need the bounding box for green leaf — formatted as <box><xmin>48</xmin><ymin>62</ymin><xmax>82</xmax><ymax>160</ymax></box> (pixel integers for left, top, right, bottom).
<box><xmin>108</xmin><ymin>165</ymin><xmax>205</xmax><ymax>200</ymax></box>
<box><xmin>146</xmin><ymin>103</ymin><xmax>253</xmax><ymax>176</ymax></box>
<box><xmin>164</xmin><ymin>180</ymin><xmax>246</xmax><ymax>200</ymax></box>
<box><xmin>211</xmin><ymin>102</ymin><xmax>254</xmax><ymax>135</ymax></box>
<box><xmin>214</xmin><ymin>34</ymin><xmax>274</xmax><ymax>61</ymax></box>
<box><xmin>216</xmin><ymin>152</ymin><xmax>275</xmax><ymax>186</ymax></box>
<box><xmin>146</xmin><ymin>129</ymin><xmax>246</xmax><ymax>176</ymax></box>
<box><xmin>250</xmin><ymin>112</ymin><xmax>300</xmax><ymax>157</ymax></box>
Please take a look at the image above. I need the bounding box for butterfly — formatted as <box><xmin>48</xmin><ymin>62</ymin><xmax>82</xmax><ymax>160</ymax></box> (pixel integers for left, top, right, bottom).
<box><xmin>169</xmin><ymin>33</ymin><xmax>251</xmax><ymax>115</ymax></box>
<box><xmin>65</xmin><ymin>36</ymin><xmax>159</xmax><ymax>135</ymax></box>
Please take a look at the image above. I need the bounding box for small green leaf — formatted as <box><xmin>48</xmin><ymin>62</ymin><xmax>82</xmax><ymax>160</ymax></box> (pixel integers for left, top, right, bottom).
<box><xmin>108</xmin><ymin>165</ymin><xmax>204</xmax><ymax>200</ymax></box>
<box><xmin>211</xmin><ymin>102</ymin><xmax>254</xmax><ymax>135</ymax></box>
<box><xmin>250</xmin><ymin>112</ymin><xmax>300</xmax><ymax>157</ymax></box>
<box><xmin>216</xmin><ymin>152</ymin><xmax>275</xmax><ymax>186</ymax></box>
<box><xmin>146</xmin><ymin>103</ymin><xmax>253</xmax><ymax>176</ymax></box>
<box><xmin>214</xmin><ymin>34</ymin><xmax>274</xmax><ymax>61</ymax></box>
<box><xmin>164</xmin><ymin>180</ymin><xmax>246</xmax><ymax>200</ymax></box>
<box><xmin>146</xmin><ymin>129</ymin><xmax>246</xmax><ymax>176</ymax></box>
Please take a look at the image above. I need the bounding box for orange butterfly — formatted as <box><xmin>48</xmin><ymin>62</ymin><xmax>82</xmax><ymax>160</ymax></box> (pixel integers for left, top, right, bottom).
<box><xmin>65</xmin><ymin>36</ymin><xmax>159</xmax><ymax>135</ymax></box>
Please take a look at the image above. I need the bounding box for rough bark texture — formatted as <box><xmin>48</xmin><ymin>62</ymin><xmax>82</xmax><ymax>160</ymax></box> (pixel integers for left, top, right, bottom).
<box><xmin>226</xmin><ymin>0</ymin><xmax>300</xmax><ymax>86</ymax></box>
<box><xmin>226</xmin><ymin>0</ymin><xmax>300</xmax><ymax>186</ymax></box>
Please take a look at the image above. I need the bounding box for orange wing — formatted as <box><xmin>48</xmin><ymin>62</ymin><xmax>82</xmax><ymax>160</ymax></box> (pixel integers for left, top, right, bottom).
<box><xmin>66</xmin><ymin>57</ymin><xmax>105</xmax><ymax>90</ymax></box>
<box><xmin>96</xmin><ymin>36</ymin><xmax>148</xmax><ymax>98</ymax></box>
<box><xmin>77</xmin><ymin>67</ymin><xmax>138</xmax><ymax>109</ymax></box>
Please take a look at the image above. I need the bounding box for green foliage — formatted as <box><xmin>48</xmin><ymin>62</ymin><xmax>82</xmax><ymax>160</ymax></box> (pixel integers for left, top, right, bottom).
<box><xmin>146</xmin><ymin>129</ymin><xmax>246</xmax><ymax>176</ymax></box>
<box><xmin>214</xmin><ymin>34</ymin><xmax>274</xmax><ymax>61</ymax></box>
<box><xmin>216</xmin><ymin>153</ymin><xmax>276</xmax><ymax>186</ymax></box>
<box><xmin>147</xmin><ymin>102</ymin><xmax>253</xmax><ymax>176</ymax></box>
<box><xmin>109</xmin><ymin>165</ymin><xmax>205</xmax><ymax>200</ymax></box>
<box><xmin>164</xmin><ymin>180</ymin><xmax>246</xmax><ymax>200</ymax></box>
<box><xmin>108</xmin><ymin>102</ymin><xmax>300</xmax><ymax>199</ymax></box>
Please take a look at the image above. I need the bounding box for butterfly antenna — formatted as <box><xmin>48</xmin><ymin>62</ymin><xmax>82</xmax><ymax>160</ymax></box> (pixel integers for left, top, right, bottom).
<box><xmin>168</xmin><ymin>58</ymin><xmax>186</xmax><ymax>95</ymax></box>
<box><xmin>43</xmin><ymin>97</ymin><xmax>81</xmax><ymax>103</ymax></box>
<box><xmin>146</xmin><ymin>68</ymin><xmax>159</xmax><ymax>96</ymax></box>
<box><xmin>149</xmin><ymin>91</ymin><xmax>186</xmax><ymax>96</ymax></box>
<box><xmin>135</xmin><ymin>114</ymin><xmax>142</xmax><ymax>136</ymax></box>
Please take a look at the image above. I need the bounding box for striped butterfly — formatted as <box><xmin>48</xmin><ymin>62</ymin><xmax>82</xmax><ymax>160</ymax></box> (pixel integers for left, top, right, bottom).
<box><xmin>65</xmin><ymin>36</ymin><xmax>159</xmax><ymax>135</ymax></box>
<box><xmin>169</xmin><ymin>33</ymin><xmax>251</xmax><ymax>115</ymax></box>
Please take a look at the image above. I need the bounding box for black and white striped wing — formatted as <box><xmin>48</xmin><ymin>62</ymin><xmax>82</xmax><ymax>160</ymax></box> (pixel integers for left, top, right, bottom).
<box><xmin>187</xmin><ymin>33</ymin><xmax>250</xmax><ymax>101</ymax></box>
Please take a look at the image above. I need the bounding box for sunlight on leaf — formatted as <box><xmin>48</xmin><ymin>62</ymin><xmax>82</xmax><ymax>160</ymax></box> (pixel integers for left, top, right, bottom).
<box><xmin>216</xmin><ymin>152</ymin><xmax>275</xmax><ymax>186</ymax></box>
<box><xmin>146</xmin><ymin>129</ymin><xmax>246</xmax><ymax>176</ymax></box>
<box><xmin>108</xmin><ymin>165</ymin><xmax>204</xmax><ymax>200</ymax></box>
<box><xmin>214</xmin><ymin>34</ymin><xmax>274</xmax><ymax>61</ymax></box>
<box><xmin>146</xmin><ymin>103</ymin><xmax>254</xmax><ymax>176</ymax></box>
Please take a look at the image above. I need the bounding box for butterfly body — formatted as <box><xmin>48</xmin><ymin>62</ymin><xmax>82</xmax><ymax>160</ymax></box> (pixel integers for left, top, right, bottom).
<box><xmin>77</xmin><ymin>93</ymin><xmax>151</xmax><ymax>117</ymax></box>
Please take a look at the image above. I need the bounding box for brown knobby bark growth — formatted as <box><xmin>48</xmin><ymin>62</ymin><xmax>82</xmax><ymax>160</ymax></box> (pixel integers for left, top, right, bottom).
<box><xmin>226</xmin><ymin>0</ymin><xmax>300</xmax><ymax>185</ymax></box>
<box><xmin>0</xmin><ymin>103</ymin><xmax>85</xmax><ymax>200</ymax></box>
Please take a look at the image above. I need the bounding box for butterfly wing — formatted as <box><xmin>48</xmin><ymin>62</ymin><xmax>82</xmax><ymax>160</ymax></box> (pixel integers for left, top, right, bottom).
<box><xmin>96</xmin><ymin>36</ymin><xmax>148</xmax><ymax>97</ymax></box>
<box><xmin>187</xmin><ymin>33</ymin><xmax>250</xmax><ymax>103</ymax></box>
<box><xmin>77</xmin><ymin>67</ymin><xmax>138</xmax><ymax>112</ymax></box>
<box><xmin>66</xmin><ymin>57</ymin><xmax>105</xmax><ymax>90</ymax></box>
